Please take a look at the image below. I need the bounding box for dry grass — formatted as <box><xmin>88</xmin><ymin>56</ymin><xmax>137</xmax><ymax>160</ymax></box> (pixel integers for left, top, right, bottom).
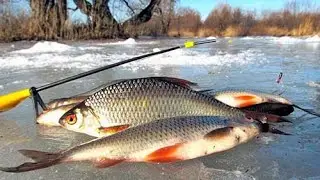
<box><xmin>167</xmin><ymin>29</ymin><xmax>197</xmax><ymax>37</ymax></box>
<box><xmin>0</xmin><ymin>3</ymin><xmax>319</xmax><ymax>42</ymax></box>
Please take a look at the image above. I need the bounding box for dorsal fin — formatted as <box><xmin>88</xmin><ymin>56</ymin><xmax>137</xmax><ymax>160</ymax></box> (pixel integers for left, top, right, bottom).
<box><xmin>152</xmin><ymin>77</ymin><xmax>198</xmax><ymax>89</ymax></box>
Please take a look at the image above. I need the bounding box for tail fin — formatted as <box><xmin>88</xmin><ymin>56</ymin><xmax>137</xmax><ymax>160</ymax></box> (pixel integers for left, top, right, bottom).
<box><xmin>243</xmin><ymin>110</ymin><xmax>292</xmax><ymax>123</ymax></box>
<box><xmin>0</xmin><ymin>149</ymin><xmax>62</xmax><ymax>173</ymax></box>
<box><xmin>259</xmin><ymin>122</ymin><xmax>291</xmax><ymax>135</ymax></box>
<box><xmin>293</xmin><ymin>104</ymin><xmax>320</xmax><ymax>118</ymax></box>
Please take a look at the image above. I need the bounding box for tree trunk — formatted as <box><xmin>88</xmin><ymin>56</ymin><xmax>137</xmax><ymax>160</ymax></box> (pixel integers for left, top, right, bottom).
<box><xmin>29</xmin><ymin>0</ymin><xmax>67</xmax><ymax>39</ymax></box>
<box><xmin>92</xmin><ymin>0</ymin><xmax>118</xmax><ymax>38</ymax></box>
<box><xmin>75</xmin><ymin>0</ymin><xmax>161</xmax><ymax>38</ymax></box>
<box><xmin>57</xmin><ymin>0</ymin><xmax>67</xmax><ymax>37</ymax></box>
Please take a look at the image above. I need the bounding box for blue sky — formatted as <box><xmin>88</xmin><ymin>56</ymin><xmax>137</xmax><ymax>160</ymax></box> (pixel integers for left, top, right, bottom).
<box><xmin>180</xmin><ymin>0</ymin><xmax>286</xmax><ymax>19</ymax></box>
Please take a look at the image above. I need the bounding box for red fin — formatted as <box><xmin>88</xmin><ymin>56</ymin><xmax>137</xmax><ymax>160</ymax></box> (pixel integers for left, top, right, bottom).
<box><xmin>234</xmin><ymin>95</ymin><xmax>256</xmax><ymax>101</ymax></box>
<box><xmin>98</xmin><ymin>124</ymin><xmax>130</xmax><ymax>136</ymax></box>
<box><xmin>93</xmin><ymin>158</ymin><xmax>124</xmax><ymax>168</ymax></box>
<box><xmin>155</xmin><ymin>77</ymin><xmax>198</xmax><ymax>89</ymax></box>
<box><xmin>238</xmin><ymin>100</ymin><xmax>260</xmax><ymax>108</ymax></box>
<box><xmin>234</xmin><ymin>95</ymin><xmax>260</xmax><ymax>108</ymax></box>
<box><xmin>145</xmin><ymin>143</ymin><xmax>184</xmax><ymax>163</ymax></box>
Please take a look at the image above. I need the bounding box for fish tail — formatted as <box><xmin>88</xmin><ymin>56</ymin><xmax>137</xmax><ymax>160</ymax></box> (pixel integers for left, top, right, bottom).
<box><xmin>243</xmin><ymin>110</ymin><xmax>292</xmax><ymax>123</ymax></box>
<box><xmin>0</xmin><ymin>149</ymin><xmax>62</xmax><ymax>173</ymax></box>
<box><xmin>258</xmin><ymin>122</ymin><xmax>291</xmax><ymax>135</ymax></box>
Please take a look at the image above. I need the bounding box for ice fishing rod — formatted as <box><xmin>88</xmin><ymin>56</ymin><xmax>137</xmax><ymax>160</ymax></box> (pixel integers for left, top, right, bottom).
<box><xmin>0</xmin><ymin>39</ymin><xmax>216</xmax><ymax>115</ymax></box>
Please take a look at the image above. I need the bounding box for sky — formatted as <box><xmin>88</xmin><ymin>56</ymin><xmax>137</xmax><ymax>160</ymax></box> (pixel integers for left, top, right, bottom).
<box><xmin>180</xmin><ymin>0</ymin><xmax>286</xmax><ymax>19</ymax></box>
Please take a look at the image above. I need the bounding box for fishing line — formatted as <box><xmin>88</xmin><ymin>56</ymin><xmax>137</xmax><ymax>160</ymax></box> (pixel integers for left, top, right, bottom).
<box><xmin>293</xmin><ymin>104</ymin><xmax>320</xmax><ymax>118</ymax></box>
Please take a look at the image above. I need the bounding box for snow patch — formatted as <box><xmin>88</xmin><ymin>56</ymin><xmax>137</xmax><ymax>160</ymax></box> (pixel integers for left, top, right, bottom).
<box><xmin>206</xmin><ymin>36</ymin><xmax>216</xmax><ymax>40</ymax></box>
<box><xmin>0</xmin><ymin>48</ymin><xmax>263</xmax><ymax>71</ymax></box>
<box><xmin>273</xmin><ymin>36</ymin><xmax>303</xmax><ymax>44</ymax></box>
<box><xmin>307</xmin><ymin>81</ymin><xmax>320</xmax><ymax>88</ymax></box>
<box><xmin>305</xmin><ymin>35</ymin><xmax>320</xmax><ymax>42</ymax></box>
<box><xmin>242</xmin><ymin>37</ymin><xmax>255</xmax><ymax>40</ymax></box>
<box><xmin>13</xmin><ymin>41</ymin><xmax>72</xmax><ymax>54</ymax></box>
<box><xmin>118</xmin><ymin>49</ymin><xmax>264</xmax><ymax>71</ymax></box>
<box><xmin>152</xmin><ymin>48</ymin><xmax>161</xmax><ymax>52</ymax></box>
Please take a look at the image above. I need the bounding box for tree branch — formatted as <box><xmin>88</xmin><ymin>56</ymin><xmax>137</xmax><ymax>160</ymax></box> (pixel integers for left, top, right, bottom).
<box><xmin>73</xmin><ymin>0</ymin><xmax>92</xmax><ymax>16</ymax></box>
<box><xmin>122</xmin><ymin>0</ymin><xmax>161</xmax><ymax>26</ymax></box>
<box><xmin>68</xmin><ymin>7</ymin><xmax>78</xmax><ymax>11</ymax></box>
<box><xmin>121</xmin><ymin>0</ymin><xmax>135</xmax><ymax>15</ymax></box>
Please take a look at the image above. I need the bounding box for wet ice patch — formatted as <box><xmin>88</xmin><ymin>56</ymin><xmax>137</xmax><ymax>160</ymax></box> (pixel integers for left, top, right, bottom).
<box><xmin>257</xmin><ymin>136</ymin><xmax>275</xmax><ymax>144</ymax></box>
<box><xmin>13</xmin><ymin>41</ymin><xmax>72</xmax><ymax>54</ymax></box>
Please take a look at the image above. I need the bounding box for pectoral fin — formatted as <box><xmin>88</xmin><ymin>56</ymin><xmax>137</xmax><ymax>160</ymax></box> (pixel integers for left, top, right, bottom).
<box><xmin>98</xmin><ymin>124</ymin><xmax>131</xmax><ymax>136</ymax></box>
<box><xmin>144</xmin><ymin>143</ymin><xmax>184</xmax><ymax>163</ymax></box>
<box><xmin>93</xmin><ymin>158</ymin><xmax>124</xmax><ymax>168</ymax></box>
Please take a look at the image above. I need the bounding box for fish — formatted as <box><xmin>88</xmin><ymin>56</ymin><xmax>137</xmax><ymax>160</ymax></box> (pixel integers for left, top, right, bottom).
<box><xmin>0</xmin><ymin>116</ymin><xmax>287</xmax><ymax>173</ymax></box>
<box><xmin>211</xmin><ymin>90</ymin><xmax>320</xmax><ymax>118</ymax></box>
<box><xmin>46</xmin><ymin>77</ymin><xmax>201</xmax><ymax>110</ymax></box>
<box><xmin>39</xmin><ymin>77</ymin><xmax>202</xmax><ymax>129</ymax></box>
<box><xmin>37</xmin><ymin>104</ymin><xmax>78</xmax><ymax>126</ymax></box>
<box><xmin>58</xmin><ymin>77</ymin><xmax>273</xmax><ymax>137</ymax></box>
<box><xmin>212</xmin><ymin>90</ymin><xmax>293</xmax><ymax>108</ymax></box>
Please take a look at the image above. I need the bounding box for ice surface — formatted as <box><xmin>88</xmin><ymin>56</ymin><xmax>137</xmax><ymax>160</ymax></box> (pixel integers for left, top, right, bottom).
<box><xmin>0</xmin><ymin>48</ymin><xmax>263</xmax><ymax>71</ymax></box>
<box><xmin>0</xmin><ymin>37</ymin><xmax>319</xmax><ymax>179</ymax></box>
<box><xmin>272</xmin><ymin>36</ymin><xmax>304</xmax><ymax>44</ymax></box>
<box><xmin>13</xmin><ymin>41</ymin><xmax>72</xmax><ymax>53</ymax></box>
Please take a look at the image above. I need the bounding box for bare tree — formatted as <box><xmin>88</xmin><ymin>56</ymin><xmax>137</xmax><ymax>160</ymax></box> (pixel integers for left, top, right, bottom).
<box><xmin>74</xmin><ymin>0</ymin><xmax>161</xmax><ymax>37</ymax></box>
<box><xmin>28</xmin><ymin>0</ymin><xmax>67</xmax><ymax>39</ymax></box>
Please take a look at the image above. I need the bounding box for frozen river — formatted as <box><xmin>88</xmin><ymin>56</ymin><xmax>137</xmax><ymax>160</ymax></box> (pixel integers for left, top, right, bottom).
<box><xmin>0</xmin><ymin>36</ymin><xmax>320</xmax><ymax>179</ymax></box>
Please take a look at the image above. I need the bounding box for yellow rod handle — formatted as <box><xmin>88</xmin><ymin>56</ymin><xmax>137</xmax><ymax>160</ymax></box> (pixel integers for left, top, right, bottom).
<box><xmin>0</xmin><ymin>88</ymin><xmax>31</xmax><ymax>112</ymax></box>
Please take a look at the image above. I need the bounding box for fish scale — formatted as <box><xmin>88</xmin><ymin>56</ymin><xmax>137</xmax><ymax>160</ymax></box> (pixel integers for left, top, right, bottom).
<box><xmin>60</xmin><ymin>77</ymin><xmax>247</xmax><ymax>137</ymax></box>
<box><xmin>66</xmin><ymin>116</ymin><xmax>232</xmax><ymax>159</ymax></box>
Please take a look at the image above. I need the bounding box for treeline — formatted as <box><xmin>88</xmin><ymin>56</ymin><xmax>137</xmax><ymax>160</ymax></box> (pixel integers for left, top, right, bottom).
<box><xmin>150</xmin><ymin>3</ymin><xmax>320</xmax><ymax>37</ymax></box>
<box><xmin>0</xmin><ymin>1</ymin><xmax>319</xmax><ymax>42</ymax></box>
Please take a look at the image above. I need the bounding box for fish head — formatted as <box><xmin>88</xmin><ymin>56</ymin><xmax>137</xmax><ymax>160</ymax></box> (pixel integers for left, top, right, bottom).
<box><xmin>47</xmin><ymin>96</ymin><xmax>88</xmax><ymax>109</ymax></box>
<box><xmin>37</xmin><ymin>104</ymin><xmax>77</xmax><ymax>126</ymax></box>
<box><xmin>59</xmin><ymin>103</ymin><xmax>102</xmax><ymax>137</ymax></box>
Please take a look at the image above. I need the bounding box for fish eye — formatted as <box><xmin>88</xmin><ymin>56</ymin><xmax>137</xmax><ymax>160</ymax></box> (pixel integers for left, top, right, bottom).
<box><xmin>66</xmin><ymin>114</ymin><xmax>77</xmax><ymax>125</ymax></box>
